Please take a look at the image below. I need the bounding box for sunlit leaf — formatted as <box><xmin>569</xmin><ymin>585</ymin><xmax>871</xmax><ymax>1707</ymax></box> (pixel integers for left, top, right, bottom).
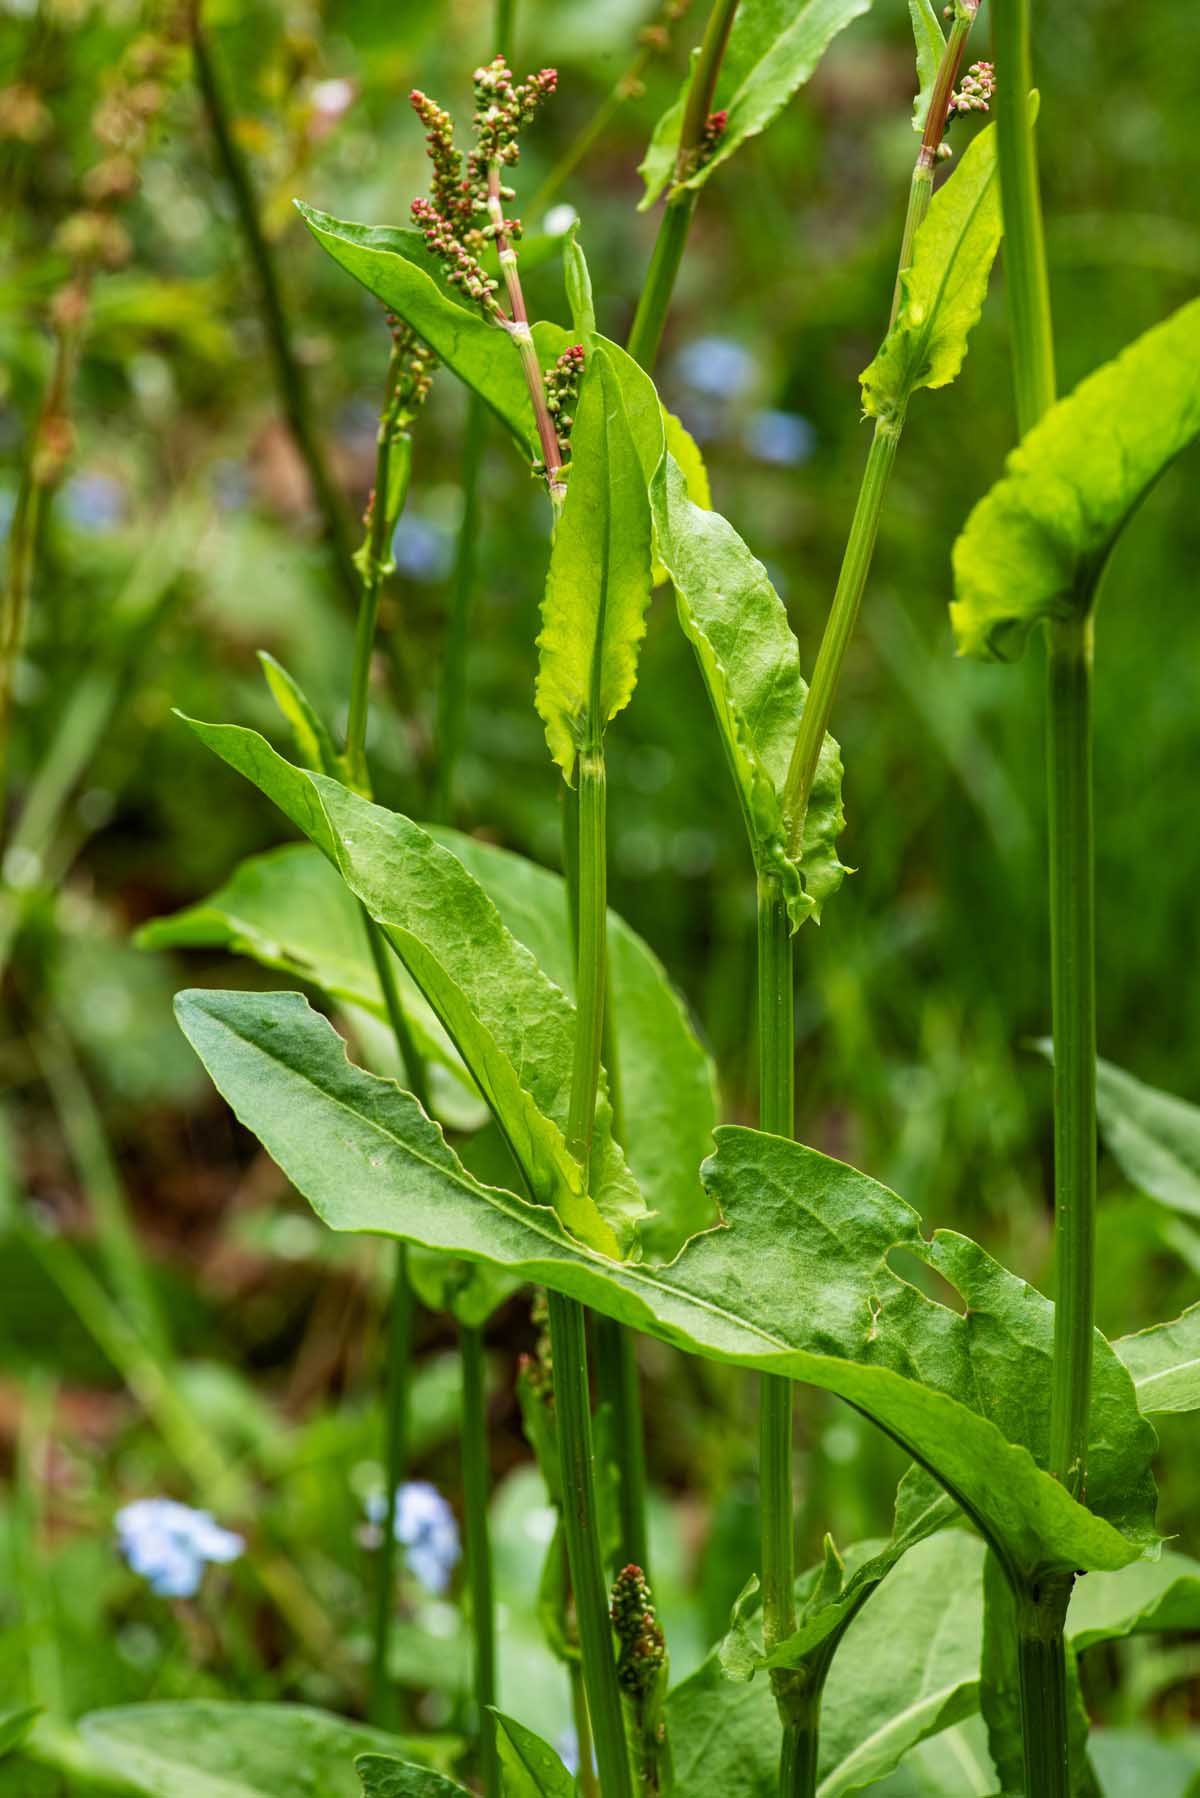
<box><xmin>257</xmin><ymin>652</ymin><xmax>343</xmax><ymax>781</ymax></box>
<box><xmin>296</xmin><ymin>204</ymin><xmax>569</xmax><ymax>459</ymax></box>
<box><xmin>1092</xmin><ymin>1053</ymin><xmax>1200</xmax><ymax>1219</ymax></box>
<box><xmin>861</xmin><ymin>119</ymin><xmax>1003</xmax><ymax>421</ymax></box>
<box><xmin>1069</xmin><ymin>1550</ymin><xmax>1200</xmax><ymax>1651</ymax></box>
<box><xmin>175</xmin><ymin>986</ymin><xmax>1158</xmax><ymax>1584</ymax></box>
<box><xmin>1114</xmin><ymin>1305</ymin><xmax>1200</xmax><ymax>1415</ymax></box>
<box><xmin>535</xmin><ymin>347</ymin><xmax>653</xmax><ymax>781</ymax></box>
<box><xmin>639</xmin><ymin>0</ymin><xmax>873</xmax><ymax>209</ymax></box>
<box><xmin>951</xmin><ymin>294</ymin><xmax>1200</xmax><ymax>661</ymax></box>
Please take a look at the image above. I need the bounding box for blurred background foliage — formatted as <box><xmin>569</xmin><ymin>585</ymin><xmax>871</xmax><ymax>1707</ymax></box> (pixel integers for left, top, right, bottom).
<box><xmin>1</xmin><ymin>0</ymin><xmax>1197</xmax><ymax>1760</ymax></box>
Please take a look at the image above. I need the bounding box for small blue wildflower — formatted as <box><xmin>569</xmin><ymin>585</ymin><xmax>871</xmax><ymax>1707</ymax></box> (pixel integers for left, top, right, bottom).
<box><xmin>366</xmin><ymin>1480</ymin><xmax>461</xmax><ymax>1595</ymax></box>
<box><xmin>744</xmin><ymin>409</ymin><xmax>816</xmax><ymax>468</ymax></box>
<box><xmin>391</xmin><ymin>516</ymin><xmax>452</xmax><ymax>584</ymax></box>
<box><xmin>671</xmin><ymin>335</ymin><xmax>757</xmax><ymax>401</ymax></box>
<box><xmin>62</xmin><ymin>471</ymin><xmax>125</xmax><ymax>534</ymax></box>
<box><xmin>115</xmin><ymin>1498</ymin><xmax>244</xmax><ymax>1599</ymax></box>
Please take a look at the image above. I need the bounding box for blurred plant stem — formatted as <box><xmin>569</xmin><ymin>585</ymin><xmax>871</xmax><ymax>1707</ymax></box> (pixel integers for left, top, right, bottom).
<box><xmin>461</xmin><ymin>1324</ymin><xmax>499</xmax><ymax>1797</ymax></box>
<box><xmin>188</xmin><ymin>2</ymin><xmax>358</xmax><ymax>610</ymax></box>
<box><xmin>36</xmin><ymin>1021</ymin><xmax>170</xmax><ymax>1365</ymax></box>
<box><xmin>15</xmin><ymin>1376</ymin><xmax>64</xmax><ymax>1716</ymax></box>
<box><xmin>626</xmin><ymin>0</ymin><xmax>741</xmax><ymax>372</ymax></box>
<box><xmin>992</xmin><ymin>1</ymin><xmax>1083</xmax><ymax>1789</ymax></box>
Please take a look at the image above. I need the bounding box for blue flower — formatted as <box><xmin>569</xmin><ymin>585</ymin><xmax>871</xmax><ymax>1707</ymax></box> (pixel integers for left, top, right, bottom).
<box><xmin>62</xmin><ymin>471</ymin><xmax>125</xmax><ymax>534</ymax></box>
<box><xmin>115</xmin><ymin>1498</ymin><xmax>244</xmax><ymax>1599</ymax></box>
<box><xmin>744</xmin><ymin>409</ymin><xmax>816</xmax><ymax>468</ymax></box>
<box><xmin>367</xmin><ymin>1480</ymin><xmax>461</xmax><ymax>1595</ymax></box>
<box><xmin>391</xmin><ymin>516</ymin><xmax>452</xmax><ymax>584</ymax></box>
<box><xmin>671</xmin><ymin>336</ymin><xmax>758</xmax><ymax>401</ymax></box>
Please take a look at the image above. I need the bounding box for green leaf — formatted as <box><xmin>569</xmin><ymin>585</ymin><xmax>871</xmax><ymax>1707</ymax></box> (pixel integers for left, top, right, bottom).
<box><xmin>1069</xmin><ymin>1550</ymin><xmax>1200</xmax><ymax>1652</ymax></box>
<box><xmin>1114</xmin><ymin>1304</ymin><xmax>1200</xmax><ymax>1415</ymax></box>
<box><xmin>177</xmin><ymin>726</ymin><xmax>644</xmax><ymax>1257</ymax></box>
<box><xmin>1093</xmin><ymin>1054</ymin><xmax>1200</xmax><ymax>1219</ymax></box>
<box><xmin>639</xmin><ymin>0</ymin><xmax>873</xmax><ymax>209</ymax></box>
<box><xmin>721</xmin><ymin>1465</ymin><xmax>960</xmax><ymax>1681</ymax></box>
<box><xmin>535</xmin><ymin>346</ymin><xmax>653</xmax><ymax>779</ymax></box>
<box><xmin>135</xmin><ymin>845</ymin><xmax>471</xmax><ymax>1102</ymax></box>
<box><xmin>436</xmin><ymin>829</ymin><xmax>718</xmax><ymax>1259</ymax></box>
<box><xmin>296</xmin><ymin>204</ymin><xmax>569</xmax><ymax>458</ymax></box>
<box><xmin>142</xmin><ymin>830</ymin><xmax>717</xmax><ymax>1261</ymax></box>
<box><xmin>860</xmin><ymin>119</ymin><xmax>1003</xmax><ymax>422</ymax></box>
<box><xmin>356</xmin><ymin>1758</ymin><xmax>469</xmax><ymax>1798</ymax></box>
<box><xmin>0</xmin><ymin>1710</ymin><xmax>38</xmax><ymax>1760</ymax></box>
<box><xmin>1089</xmin><ymin>1730</ymin><xmax>1200</xmax><ymax>1797</ymax></box>
<box><xmin>492</xmin><ymin>1712</ymin><xmax>574</xmax><ymax>1797</ymax></box>
<box><xmin>669</xmin><ymin>1530</ymin><xmax>986</xmax><ymax>1797</ymax></box>
<box><xmin>950</xmin><ymin>293</ymin><xmax>1200</xmax><ymax>661</ymax></box>
<box><xmin>78</xmin><ymin>1703</ymin><xmax>456</xmax><ymax>1797</ymax></box>
<box><xmin>652</xmin><ymin>452</ymin><xmax>847</xmax><ymax>928</ymax></box>
<box><xmin>562</xmin><ymin>226</ymin><xmax>595</xmax><ymax>340</ymax></box>
<box><xmin>257</xmin><ymin>652</ymin><xmax>343</xmax><ymax>780</ymax></box>
<box><xmin>908</xmin><ymin>0</ymin><xmax>946</xmax><ymax>131</ymax></box>
<box><xmin>174</xmin><ymin>986</ymin><xmax>1158</xmax><ymax>1586</ymax></box>
<box><xmin>867</xmin><ymin>1717</ymin><xmax>997</xmax><ymax>1796</ymax></box>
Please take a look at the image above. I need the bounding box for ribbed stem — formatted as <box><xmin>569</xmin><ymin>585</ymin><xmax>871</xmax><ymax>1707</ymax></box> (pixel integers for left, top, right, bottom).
<box><xmin>547</xmin><ymin>1291</ymin><xmax>633</xmax><ymax>1797</ymax></box>
<box><xmin>1046</xmin><ymin>616</ymin><xmax>1095</xmax><ymax>1495</ymax></box>
<box><xmin>566</xmin><ymin>752</ymin><xmax>608</xmax><ymax>1172</ymax></box>
<box><xmin>461</xmin><ymin>1324</ymin><xmax>498</xmax><ymax>1797</ymax></box>
<box><xmin>1015</xmin><ymin>1575</ymin><xmax>1073</xmax><ymax>1798</ymax></box>
<box><xmin>189</xmin><ymin>5</ymin><xmax>357</xmax><ymax>607</ymax></box>
<box><xmin>757</xmin><ymin>873</ymin><xmax>804</xmax><ymax>1792</ymax></box>
<box><xmin>991</xmin><ymin>0</ymin><xmax>1055</xmax><ymax>434</ymax></box>
<box><xmin>592</xmin><ymin>1313</ymin><xmax>650</xmax><ymax>1575</ymax></box>
<box><xmin>783</xmin><ymin>419</ymin><xmax>903</xmax><ymax>856</ymax></box>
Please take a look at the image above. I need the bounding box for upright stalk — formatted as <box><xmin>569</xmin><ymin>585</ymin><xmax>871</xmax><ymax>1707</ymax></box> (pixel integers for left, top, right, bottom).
<box><xmin>626</xmin><ymin>0</ymin><xmax>741</xmax><ymax>372</ymax></box>
<box><xmin>189</xmin><ymin>3</ymin><xmax>358</xmax><ymax>608</ymax></box>
<box><xmin>461</xmin><ymin>1324</ymin><xmax>498</xmax><ymax>1798</ymax></box>
<box><xmin>991</xmin><ymin>5</ymin><xmax>1084</xmax><ymax>1790</ymax></box>
<box><xmin>548</xmin><ymin>741</ymin><xmax>633</xmax><ymax>1798</ymax></box>
<box><xmin>757</xmin><ymin>873</ymin><xmax>809</xmax><ymax>1792</ymax></box>
<box><xmin>782</xmin><ymin>419</ymin><xmax>903</xmax><ymax>853</ymax></box>
<box><xmin>890</xmin><ymin>1</ymin><xmax>982</xmax><ymax>324</ymax></box>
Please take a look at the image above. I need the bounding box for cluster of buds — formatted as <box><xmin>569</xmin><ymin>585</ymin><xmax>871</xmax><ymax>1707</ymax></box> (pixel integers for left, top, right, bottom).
<box><xmin>518</xmin><ymin>1289</ymin><xmax>554</xmax><ymax>1406</ymax></box>
<box><xmin>947</xmin><ymin>61</ymin><xmax>995</xmax><ymax>126</ymax></box>
<box><xmin>611</xmin><ymin>1564</ymin><xmax>667</xmax><ymax>1699</ymax></box>
<box><xmin>408</xmin><ymin>56</ymin><xmax>557</xmax><ymax>321</ymax></box>
<box><xmin>699</xmin><ymin>109</ymin><xmax>729</xmax><ymax>164</ymax></box>
<box><xmin>542</xmin><ymin>345</ymin><xmax>585</xmax><ymax>462</ymax></box>
<box><xmin>359</xmin><ymin>313</ymin><xmax>438</xmax><ymax>542</ymax></box>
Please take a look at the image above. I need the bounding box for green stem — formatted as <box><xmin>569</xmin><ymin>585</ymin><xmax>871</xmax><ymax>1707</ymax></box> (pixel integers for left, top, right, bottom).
<box><xmin>548</xmin><ymin>739</ymin><xmax>632</xmax><ymax>1795</ymax></box>
<box><xmin>190</xmin><ymin>5</ymin><xmax>358</xmax><ymax>609</ymax></box>
<box><xmin>756</xmin><ymin>873</ymin><xmax>804</xmax><ymax>1790</ymax></box>
<box><xmin>782</xmin><ymin>418</ymin><xmax>903</xmax><ymax>856</ymax></box>
<box><xmin>433</xmin><ymin>418</ymin><xmax>483</xmax><ymax>822</ymax></box>
<box><xmin>625</xmin><ymin>0</ymin><xmax>741</xmax><ymax>373</ymax></box>
<box><xmin>1046</xmin><ymin>615</ymin><xmax>1095</xmax><ymax>1497</ymax></box>
<box><xmin>570</xmin><ymin>1659</ymin><xmax>600</xmax><ymax>1798</ymax></box>
<box><xmin>346</xmin><ymin>343</ymin><xmax>412</xmax><ymax>792</ymax></box>
<box><xmin>890</xmin><ymin>0</ymin><xmax>982</xmax><ymax>325</ymax></box>
<box><xmin>592</xmin><ymin>1313</ymin><xmax>650</xmax><ymax>1576</ymax></box>
<box><xmin>990</xmin><ymin>0</ymin><xmax>1055</xmax><ymax>434</ymax></box>
<box><xmin>1014</xmin><ymin>1575</ymin><xmax>1072</xmax><ymax>1798</ymax></box>
<box><xmin>369</xmin><ymin>1241</ymin><xmax>413</xmax><ymax>1726</ymax></box>
<box><xmin>462</xmin><ymin>1324</ymin><xmax>499</xmax><ymax>1798</ymax></box>
<box><xmin>547</xmin><ymin>1290</ymin><xmax>633</xmax><ymax>1798</ymax></box>
<box><xmin>626</xmin><ymin>194</ymin><xmax>697</xmax><ymax>374</ymax></box>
